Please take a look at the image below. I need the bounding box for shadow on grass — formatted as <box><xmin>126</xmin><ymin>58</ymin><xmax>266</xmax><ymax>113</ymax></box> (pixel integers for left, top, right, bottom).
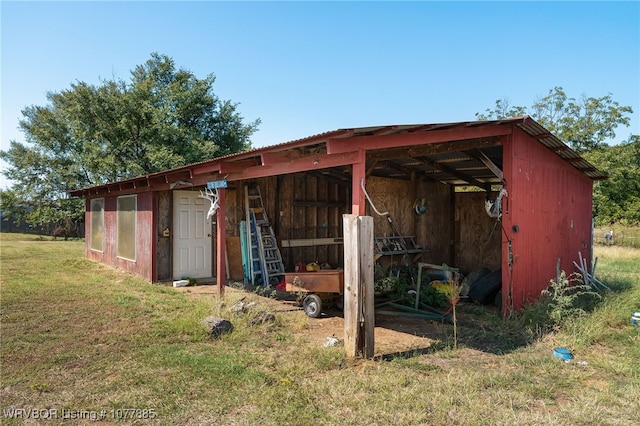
<box><xmin>372</xmin><ymin>302</ymin><xmax>532</xmax><ymax>358</ymax></box>
<box><xmin>374</xmin><ymin>341</ymin><xmax>448</xmax><ymax>362</ymax></box>
<box><xmin>602</xmin><ymin>276</ymin><xmax>635</xmax><ymax>293</ymax></box>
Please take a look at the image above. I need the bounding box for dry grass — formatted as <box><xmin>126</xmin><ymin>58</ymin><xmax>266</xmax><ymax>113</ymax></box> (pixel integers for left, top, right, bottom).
<box><xmin>1</xmin><ymin>233</ymin><xmax>639</xmax><ymax>425</ymax></box>
<box><xmin>595</xmin><ymin>244</ymin><xmax>640</xmax><ymax>262</ymax></box>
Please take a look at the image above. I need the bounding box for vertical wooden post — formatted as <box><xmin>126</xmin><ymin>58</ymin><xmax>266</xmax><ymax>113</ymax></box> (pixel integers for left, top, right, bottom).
<box><xmin>351</xmin><ymin>149</ymin><xmax>366</xmax><ymax>216</ymax></box>
<box><xmin>343</xmin><ymin>214</ymin><xmax>375</xmax><ymax>358</ymax></box>
<box><xmin>216</xmin><ymin>188</ymin><xmax>226</xmax><ymax>297</ymax></box>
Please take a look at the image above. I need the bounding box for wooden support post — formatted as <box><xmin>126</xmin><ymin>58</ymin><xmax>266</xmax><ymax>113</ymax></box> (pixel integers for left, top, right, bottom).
<box><xmin>351</xmin><ymin>149</ymin><xmax>366</xmax><ymax>216</ymax></box>
<box><xmin>216</xmin><ymin>188</ymin><xmax>226</xmax><ymax>297</ymax></box>
<box><xmin>343</xmin><ymin>214</ymin><xmax>375</xmax><ymax>358</ymax></box>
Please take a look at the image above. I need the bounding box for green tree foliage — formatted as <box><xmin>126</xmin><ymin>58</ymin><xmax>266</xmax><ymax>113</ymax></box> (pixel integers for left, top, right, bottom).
<box><xmin>477</xmin><ymin>87</ymin><xmax>637</xmax><ymax>225</ymax></box>
<box><xmin>0</xmin><ymin>53</ymin><xmax>260</xmax><ymax>231</ymax></box>
<box><xmin>476</xmin><ymin>86</ymin><xmax>633</xmax><ymax>153</ymax></box>
<box><xmin>584</xmin><ymin>135</ymin><xmax>640</xmax><ymax>226</ymax></box>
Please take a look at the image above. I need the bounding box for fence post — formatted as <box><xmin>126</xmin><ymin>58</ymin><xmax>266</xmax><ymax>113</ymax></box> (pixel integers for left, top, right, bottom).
<box><xmin>343</xmin><ymin>214</ymin><xmax>375</xmax><ymax>358</ymax></box>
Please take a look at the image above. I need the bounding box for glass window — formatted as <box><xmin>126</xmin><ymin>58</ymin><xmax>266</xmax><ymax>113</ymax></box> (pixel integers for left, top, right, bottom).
<box><xmin>90</xmin><ymin>198</ymin><xmax>104</xmax><ymax>252</ymax></box>
<box><xmin>117</xmin><ymin>195</ymin><xmax>136</xmax><ymax>261</ymax></box>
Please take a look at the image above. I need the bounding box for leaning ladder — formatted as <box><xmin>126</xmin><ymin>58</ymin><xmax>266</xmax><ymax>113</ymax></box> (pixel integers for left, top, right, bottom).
<box><xmin>244</xmin><ymin>184</ymin><xmax>285</xmax><ymax>286</ymax></box>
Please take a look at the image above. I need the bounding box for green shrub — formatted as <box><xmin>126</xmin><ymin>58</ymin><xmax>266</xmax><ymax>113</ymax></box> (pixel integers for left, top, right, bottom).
<box><xmin>518</xmin><ymin>271</ymin><xmax>601</xmax><ymax>335</ymax></box>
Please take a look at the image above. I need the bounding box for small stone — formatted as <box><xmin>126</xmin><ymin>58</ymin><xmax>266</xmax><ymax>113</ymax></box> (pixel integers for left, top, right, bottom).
<box><xmin>202</xmin><ymin>316</ymin><xmax>233</xmax><ymax>338</ymax></box>
<box><xmin>323</xmin><ymin>335</ymin><xmax>342</xmax><ymax>347</ymax></box>
<box><xmin>229</xmin><ymin>296</ymin><xmax>247</xmax><ymax>313</ymax></box>
<box><xmin>251</xmin><ymin>312</ymin><xmax>276</xmax><ymax>325</ymax></box>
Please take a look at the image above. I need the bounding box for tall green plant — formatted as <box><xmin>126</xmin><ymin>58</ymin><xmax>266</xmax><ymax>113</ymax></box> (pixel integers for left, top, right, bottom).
<box><xmin>520</xmin><ymin>271</ymin><xmax>602</xmax><ymax>334</ymax></box>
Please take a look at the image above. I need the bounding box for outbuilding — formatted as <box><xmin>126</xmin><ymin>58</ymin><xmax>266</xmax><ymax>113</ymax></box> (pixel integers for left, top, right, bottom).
<box><xmin>70</xmin><ymin>116</ymin><xmax>606</xmax><ymax>315</ymax></box>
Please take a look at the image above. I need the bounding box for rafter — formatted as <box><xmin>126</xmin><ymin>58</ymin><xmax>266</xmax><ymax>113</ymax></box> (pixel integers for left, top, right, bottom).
<box><xmin>380</xmin><ymin>160</ymin><xmax>414</xmax><ymax>180</ymax></box>
<box><xmin>367</xmin><ymin>137</ymin><xmax>502</xmax><ymax>162</ymax></box>
<box><xmin>415</xmin><ymin>156</ymin><xmax>491</xmax><ymax>191</ymax></box>
<box><xmin>465</xmin><ymin>149</ymin><xmax>503</xmax><ymax>181</ymax></box>
<box><xmin>308</xmin><ymin>169</ymin><xmax>351</xmax><ymax>187</ymax></box>
<box><xmin>261</xmin><ymin>150</ymin><xmax>303</xmax><ymax>165</ymax></box>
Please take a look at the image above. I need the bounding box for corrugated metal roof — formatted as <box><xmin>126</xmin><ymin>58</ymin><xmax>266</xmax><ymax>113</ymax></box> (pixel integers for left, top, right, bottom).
<box><xmin>515</xmin><ymin>116</ymin><xmax>607</xmax><ymax>180</ymax></box>
<box><xmin>69</xmin><ymin>116</ymin><xmax>606</xmax><ymax>196</ymax></box>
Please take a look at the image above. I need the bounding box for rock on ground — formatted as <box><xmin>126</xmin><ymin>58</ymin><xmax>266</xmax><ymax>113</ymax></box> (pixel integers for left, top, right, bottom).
<box><xmin>202</xmin><ymin>316</ymin><xmax>233</xmax><ymax>338</ymax></box>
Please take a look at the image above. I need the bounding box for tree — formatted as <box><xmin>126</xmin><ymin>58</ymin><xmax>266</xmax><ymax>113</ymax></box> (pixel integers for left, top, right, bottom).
<box><xmin>583</xmin><ymin>135</ymin><xmax>640</xmax><ymax>226</ymax></box>
<box><xmin>477</xmin><ymin>88</ymin><xmax>637</xmax><ymax>225</ymax></box>
<box><xmin>0</xmin><ymin>53</ymin><xmax>260</xmax><ymax>232</ymax></box>
<box><xmin>476</xmin><ymin>87</ymin><xmax>633</xmax><ymax>153</ymax></box>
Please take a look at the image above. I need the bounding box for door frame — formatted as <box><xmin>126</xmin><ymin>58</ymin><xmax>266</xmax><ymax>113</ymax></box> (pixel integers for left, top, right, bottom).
<box><xmin>172</xmin><ymin>190</ymin><xmax>214</xmax><ymax>280</ymax></box>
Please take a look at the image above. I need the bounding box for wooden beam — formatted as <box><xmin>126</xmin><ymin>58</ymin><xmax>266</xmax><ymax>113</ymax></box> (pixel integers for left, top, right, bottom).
<box><xmin>468</xmin><ymin>149</ymin><xmax>503</xmax><ymax>181</ymax></box>
<box><xmin>281</xmin><ymin>237</ymin><xmax>344</xmax><ymax>248</ymax></box>
<box><xmin>219</xmin><ymin>159</ymin><xmax>259</xmax><ymax>174</ymax></box>
<box><xmin>226</xmin><ymin>151</ymin><xmax>361</xmax><ymax>181</ymax></box>
<box><xmin>312</xmin><ymin>167</ymin><xmax>351</xmax><ymax>183</ymax></box>
<box><xmin>366</xmin><ymin>160</ymin><xmax>379</xmax><ymax>178</ymax></box>
<box><xmin>415</xmin><ymin>156</ymin><xmax>492</xmax><ymax>191</ymax></box>
<box><xmin>261</xmin><ymin>150</ymin><xmax>303</xmax><ymax>165</ymax></box>
<box><xmin>192</xmin><ymin>162</ymin><xmax>221</xmax><ymax>175</ymax></box>
<box><xmin>293</xmin><ymin>200</ymin><xmax>344</xmax><ymax>208</ymax></box>
<box><xmin>343</xmin><ymin>214</ymin><xmax>374</xmax><ymax>358</ymax></box>
<box><xmin>307</xmin><ymin>170</ymin><xmax>351</xmax><ymax>188</ymax></box>
<box><xmin>216</xmin><ymin>188</ymin><xmax>227</xmax><ymax>297</ymax></box>
<box><xmin>327</xmin><ymin>124</ymin><xmax>511</xmax><ymax>154</ymax></box>
<box><xmin>381</xmin><ymin>160</ymin><xmax>415</xmax><ymax>179</ymax></box>
<box><xmin>367</xmin><ymin>137</ymin><xmax>502</xmax><ymax>162</ymax></box>
<box><xmin>351</xmin><ymin>150</ymin><xmax>366</xmax><ymax>216</ymax></box>
<box><xmin>370</xmin><ymin>125</ymin><xmax>399</xmax><ymax>136</ymax></box>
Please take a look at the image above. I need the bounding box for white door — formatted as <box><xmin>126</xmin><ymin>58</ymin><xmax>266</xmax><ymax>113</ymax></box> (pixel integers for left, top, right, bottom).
<box><xmin>173</xmin><ymin>191</ymin><xmax>213</xmax><ymax>280</ymax></box>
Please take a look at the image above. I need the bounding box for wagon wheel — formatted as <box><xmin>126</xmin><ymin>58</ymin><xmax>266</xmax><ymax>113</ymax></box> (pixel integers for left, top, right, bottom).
<box><xmin>302</xmin><ymin>294</ymin><xmax>322</xmax><ymax>318</ymax></box>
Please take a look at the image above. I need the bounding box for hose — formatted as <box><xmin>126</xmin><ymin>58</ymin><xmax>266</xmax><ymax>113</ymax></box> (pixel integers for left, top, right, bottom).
<box><xmin>360</xmin><ymin>179</ymin><xmax>388</xmax><ymax>216</ymax></box>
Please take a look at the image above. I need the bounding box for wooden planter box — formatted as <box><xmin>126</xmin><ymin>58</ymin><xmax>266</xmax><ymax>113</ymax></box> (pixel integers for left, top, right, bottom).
<box><xmin>285</xmin><ymin>270</ymin><xmax>344</xmax><ymax>294</ymax></box>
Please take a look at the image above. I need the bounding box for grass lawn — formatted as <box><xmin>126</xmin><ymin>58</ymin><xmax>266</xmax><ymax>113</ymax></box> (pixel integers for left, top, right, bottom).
<box><xmin>1</xmin><ymin>233</ymin><xmax>639</xmax><ymax>425</ymax></box>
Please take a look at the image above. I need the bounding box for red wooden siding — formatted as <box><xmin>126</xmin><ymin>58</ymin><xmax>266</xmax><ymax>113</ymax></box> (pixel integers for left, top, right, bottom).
<box><xmin>85</xmin><ymin>192</ymin><xmax>156</xmax><ymax>281</ymax></box>
<box><xmin>73</xmin><ymin>119</ymin><xmax>601</xmax><ymax>314</ymax></box>
<box><xmin>502</xmin><ymin>130</ymin><xmax>594</xmax><ymax>312</ymax></box>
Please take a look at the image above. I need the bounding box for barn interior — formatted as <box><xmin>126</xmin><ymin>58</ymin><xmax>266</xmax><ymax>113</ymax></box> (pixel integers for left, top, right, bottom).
<box><xmin>216</xmin><ymin>127</ymin><xmax>505</xmax><ymax>291</ymax></box>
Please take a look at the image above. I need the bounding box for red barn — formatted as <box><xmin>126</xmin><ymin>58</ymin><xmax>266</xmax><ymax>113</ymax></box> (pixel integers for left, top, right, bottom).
<box><xmin>70</xmin><ymin>116</ymin><xmax>606</xmax><ymax>314</ymax></box>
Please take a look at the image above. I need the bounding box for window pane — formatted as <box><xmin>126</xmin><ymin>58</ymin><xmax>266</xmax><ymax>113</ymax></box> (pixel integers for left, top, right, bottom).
<box><xmin>90</xmin><ymin>198</ymin><xmax>104</xmax><ymax>252</ymax></box>
<box><xmin>117</xmin><ymin>195</ymin><xmax>136</xmax><ymax>261</ymax></box>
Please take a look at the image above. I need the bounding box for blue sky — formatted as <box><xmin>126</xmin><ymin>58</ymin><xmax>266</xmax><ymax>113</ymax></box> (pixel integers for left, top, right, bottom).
<box><xmin>1</xmin><ymin>1</ymin><xmax>639</xmax><ymax>189</ymax></box>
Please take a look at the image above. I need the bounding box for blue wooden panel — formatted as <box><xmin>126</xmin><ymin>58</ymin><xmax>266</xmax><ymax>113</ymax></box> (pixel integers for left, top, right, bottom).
<box><xmin>207</xmin><ymin>179</ymin><xmax>228</xmax><ymax>189</ymax></box>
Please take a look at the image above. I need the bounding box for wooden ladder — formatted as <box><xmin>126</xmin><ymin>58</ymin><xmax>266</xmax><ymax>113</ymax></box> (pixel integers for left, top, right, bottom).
<box><xmin>244</xmin><ymin>184</ymin><xmax>285</xmax><ymax>286</ymax></box>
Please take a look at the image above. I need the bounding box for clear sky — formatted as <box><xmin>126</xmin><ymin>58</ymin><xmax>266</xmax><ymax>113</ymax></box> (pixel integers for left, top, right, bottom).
<box><xmin>1</xmin><ymin>1</ymin><xmax>639</xmax><ymax>189</ymax></box>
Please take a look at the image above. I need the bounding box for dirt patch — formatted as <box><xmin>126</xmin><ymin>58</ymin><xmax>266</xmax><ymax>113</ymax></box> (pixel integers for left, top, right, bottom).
<box><xmin>175</xmin><ymin>284</ymin><xmax>450</xmax><ymax>357</ymax></box>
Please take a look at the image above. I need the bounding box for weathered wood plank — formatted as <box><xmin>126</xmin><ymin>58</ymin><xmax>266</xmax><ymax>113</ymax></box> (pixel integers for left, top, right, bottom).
<box><xmin>454</xmin><ymin>191</ymin><xmax>501</xmax><ymax>273</ymax></box>
<box><xmin>281</xmin><ymin>238</ymin><xmax>344</xmax><ymax>247</ymax></box>
<box><xmin>343</xmin><ymin>214</ymin><xmax>374</xmax><ymax>358</ymax></box>
<box><xmin>285</xmin><ymin>270</ymin><xmax>344</xmax><ymax>293</ymax></box>
<box><xmin>156</xmin><ymin>190</ymin><xmax>172</xmax><ymax>281</ymax></box>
